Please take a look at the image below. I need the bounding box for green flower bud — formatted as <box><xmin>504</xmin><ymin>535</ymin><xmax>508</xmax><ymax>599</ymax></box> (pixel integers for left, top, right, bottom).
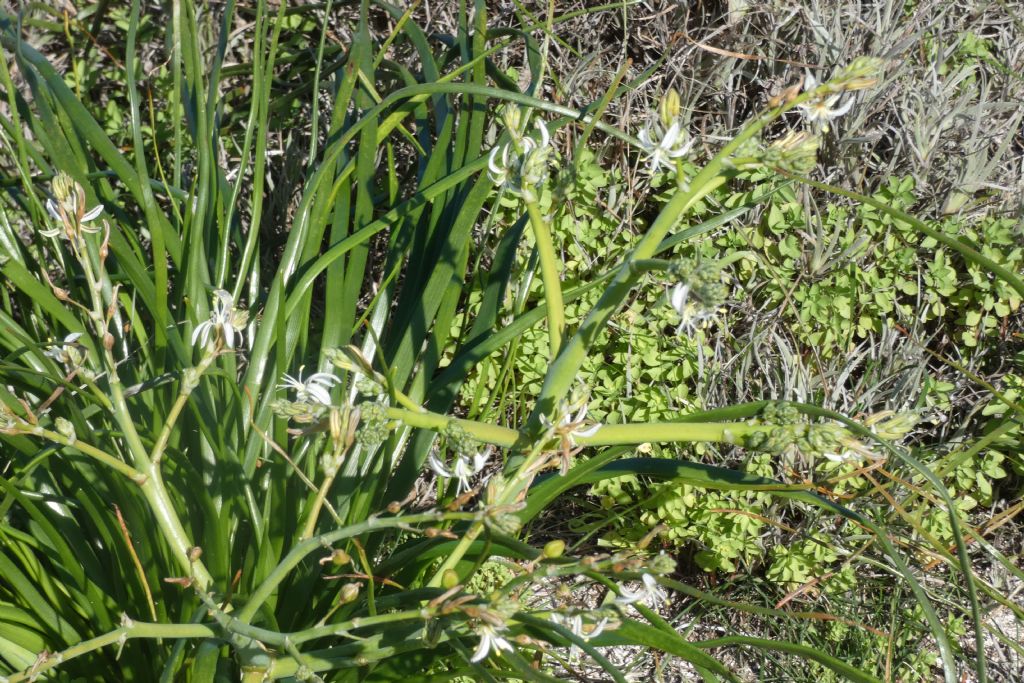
<box><xmin>442</xmin><ymin>569</ymin><xmax>460</xmax><ymax>589</ymax></box>
<box><xmin>658</xmin><ymin>88</ymin><xmax>681</xmax><ymax>129</ymax></box>
<box><xmin>543</xmin><ymin>539</ymin><xmax>566</xmax><ymax>559</ymax></box>
<box><xmin>51</xmin><ymin>172</ymin><xmax>78</xmax><ymax>205</ymax></box>
<box><xmin>834</xmin><ymin>56</ymin><xmax>885</xmax><ymax>91</ymax></box>
<box><xmin>55</xmin><ymin>417</ymin><xmax>76</xmax><ymax>442</ymax></box>
<box><xmin>339</xmin><ymin>583</ymin><xmax>360</xmax><ymax>604</ymax></box>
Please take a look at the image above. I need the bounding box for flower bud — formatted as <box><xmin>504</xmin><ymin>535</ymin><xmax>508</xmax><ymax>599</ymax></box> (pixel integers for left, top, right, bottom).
<box><xmin>658</xmin><ymin>88</ymin><xmax>681</xmax><ymax>128</ymax></box>
<box><xmin>835</xmin><ymin>56</ymin><xmax>885</xmax><ymax>91</ymax></box>
<box><xmin>51</xmin><ymin>172</ymin><xmax>78</xmax><ymax>206</ymax></box>
<box><xmin>330</xmin><ymin>549</ymin><xmax>351</xmax><ymax>566</ymax></box>
<box><xmin>442</xmin><ymin>569</ymin><xmax>460</xmax><ymax>589</ymax></box>
<box><xmin>55</xmin><ymin>417</ymin><xmax>76</xmax><ymax>442</ymax></box>
<box><xmin>543</xmin><ymin>539</ymin><xmax>565</xmax><ymax>559</ymax></box>
<box><xmin>339</xmin><ymin>583</ymin><xmax>360</xmax><ymax>604</ymax></box>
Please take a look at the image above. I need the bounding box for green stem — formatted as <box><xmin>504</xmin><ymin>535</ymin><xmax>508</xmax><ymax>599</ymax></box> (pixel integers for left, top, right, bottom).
<box><xmin>387</xmin><ymin>405</ymin><xmax>766</xmax><ymax>450</ymax></box>
<box><xmin>6</xmin><ymin>621</ymin><xmax>215</xmax><ymax>683</ymax></box>
<box><xmin>385</xmin><ymin>406</ymin><xmax>519</xmax><ymax>446</ymax></box>
<box><xmin>19</xmin><ymin>425</ymin><xmax>142</xmax><ymax>480</ymax></box>
<box><xmin>150</xmin><ymin>351</ymin><xmax>217</xmax><ymax>466</ymax></box>
<box><xmin>525</xmin><ymin>187</ymin><xmax>564</xmax><ymax>358</ymax></box>
<box><xmin>77</xmin><ymin>235</ymin><xmax>214</xmax><ymax>588</ymax></box>
<box><xmin>236</xmin><ymin>511</ymin><xmax>474</xmax><ymax>623</ymax></box>
<box><xmin>520</xmin><ymin>89</ymin><xmax>822</xmax><ymax>439</ymax></box>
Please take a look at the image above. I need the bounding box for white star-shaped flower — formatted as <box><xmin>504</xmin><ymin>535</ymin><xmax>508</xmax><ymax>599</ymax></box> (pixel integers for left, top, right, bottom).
<box><xmin>278</xmin><ymin>367</ymin><xmax>340</xmax><ymax>406</ymax></box>
<box><xmin>192</xmin><ymin>290</ymin><xmax>247</xmax><ymax>350</ymax></box>
<box><xmin>638</xmin><ymin>120</ymin><xmax>693</xmax><ymax>174</ymax></box>
<box><xmin>428</xmin><ymin>449</ymin><xmax>490</xmax><ymax>495</ymax></box>
<box><xmin>615</xmin><ymin>574</ymin><xmax>669</xmax><ymax>607</ymax></box>
<box><xmin>470</xmin><ymin>622</ymin><xmax>514</xmax><ymax>663</ymax></box>
<box><xmin>797</xmin><ymin>73</ymin><xmax>854</xmax><ymax>133</ymax></box>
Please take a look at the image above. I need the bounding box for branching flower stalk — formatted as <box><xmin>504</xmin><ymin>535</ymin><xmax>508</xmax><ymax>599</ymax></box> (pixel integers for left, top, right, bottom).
<box><xmin>521</xmin><ymin>58</ymin><xmax>886</xmax><ymax>443</ymax></box>
<box><xmin>488</xmin><ymin>109</ymin><xmax>565</xmax><ymax>356</ymax></box>
<box><xmin>35</xmin><ymin>174</ymin><xmax>217</xmax><ymax>589</ymax></box>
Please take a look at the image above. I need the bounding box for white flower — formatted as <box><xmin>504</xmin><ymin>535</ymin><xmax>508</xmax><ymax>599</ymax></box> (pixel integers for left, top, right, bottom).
<box><xmin>541</xmin><ymin>399</ymin><xmax>602</xmax><ymax>447</ymax></box>
<box><xmin>540</xmin><ymin>395</ymin><xmax>602</xmax><ymax>475</ymax></box>
<box><xmin>669</xmin><ymin>283</ymin><xmax>690</xmax><ymax>317</ymax></box>
<box><xmin>41</xmin><ymin>199</ymin><xmax>103</xmax><ymax>239</ymax></box>
<box><xmin>638</xmin><ymin>119</ymin><xmax>693</xmax><ymax>174</ymax></box>
<box><xmin>486</xmin><ymin>120</ymin><xmax>552</xmax><ymax>200</ymax></box>
<box><xmin>668</xmin><ymin>282</ymin><xmax>717</xmax><ymax>331</ymax></box>
<box><xmin>797</xmin><ymin>73</ymin><xmax>854</xmax><ymax>133</ymax></box>
<box><xmin>615</xmin><ymin>574</ymin><xmax>669</xmax><ymax>607</ymax></box>
<box><xmin>428</xmin><ymin>449</ymin><xmax>490</xmax><ymax>495</ymax></box>
<box><xmin>192</xmin><ymin>290</ymin><xmax>247</xmax><ymax>350</ymax></box>
<box><xmin>470</xmin><ymin>622</ymin><xmax>514</xmax><ymax>663</ymax></box>
<box><xmin>550</xmin><ymin>613</ymin><xmax>609</xmax><ymax>661</ymax></box>
<box><xmin>45</xmin><ymin>332</ymin><xmax>83</xmax><ymax>363</ymax></box>
<box><xmin>278</xmin><ymin>367</ymin><xmax>340</xmax><ymax>406</ymax></box>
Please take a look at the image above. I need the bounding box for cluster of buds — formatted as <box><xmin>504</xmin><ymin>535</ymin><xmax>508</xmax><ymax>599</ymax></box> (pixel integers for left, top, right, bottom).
<box><xmin>638</xmin><ymin>88</ymin><xmax>694</xmax><ymax>175</ymax></box>
<box><xmin>40</xmin><ymin>172</ymin><xmax>105</xmax><ymax>243</ymax></box>
<box><xmin>743</xmin><ymin>402</ymin><xmax>916</xmax><ymax>463</ymax></box>
<box><xmin>355</xmin><ymin>400</ymin><xmax>391</xmax><ymax>449</ymax></box>
<box><xmin>744</xmin><ymin>421</ymin><xmax>871</xmax><ymax>462</ymax></box>
<box><xmin>667</xmin><ymin>257</ymin><xmax>729</xmax><ymax>332</ymax></box>
<box><xmin>270</xmin><ymin>397</ymin><xmax>325</xmax><ymax>424</ymax></box>
<box><xmin>487</xmin><ymin>107</ymin><xmax>554</xmax><ymax>203</ymax></box>
<box><xmin>761</xmin><ymin>130</ymin><xmax>821</xmax><ymax>174</ymax></box>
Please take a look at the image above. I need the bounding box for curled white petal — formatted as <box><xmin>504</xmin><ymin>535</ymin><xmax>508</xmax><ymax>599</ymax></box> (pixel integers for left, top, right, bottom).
<box><xmin>670</xmin><ymin>283</ymin><xmax>690</xmax><ymax>316</ymax></box>
<box><xmin>46</xmin><ymin>199</ymin><xmax>62</xmax><ymax>221</ymax></box>
<box><xmin>81</xmin><ymin>204</ymin><xmax>103</xmax><ymax>222</ymax></box>
<box><xmin>470</xmin><ymin>623</ymin><xmax>513</xmax><ymax>663</ymax></box>
<box><xmin>615</xmin><ymin>573</ymin><xmax>668</xmax><ymax>606</ymax></box>
<box><xmin>279</xmin><ymin>369</ymin><xmax>340</xmax><ymax>406</ymax></box>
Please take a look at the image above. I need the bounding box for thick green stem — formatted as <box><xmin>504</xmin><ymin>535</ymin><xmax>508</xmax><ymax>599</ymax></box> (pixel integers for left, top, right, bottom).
<box><xmin>76</xmin><ymin>235</ymin><xmax>214</xmax><ymax>588</ymax></box>
<box><xmin>524</xmin><ymin>198</ymin><xmax>564</xmax><ymax>356</ymax></box>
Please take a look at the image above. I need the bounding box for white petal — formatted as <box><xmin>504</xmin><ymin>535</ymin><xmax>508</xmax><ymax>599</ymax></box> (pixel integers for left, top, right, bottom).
<box><xmin>574</xmin><ymin>423</ymin><xmax>601</xmax><ymax>439</ymax></box>
<box><xmin>46</xmin><ymin>199</ymin><xmax>62</xmax><ymax>221</ymax></box>
<box><xmin>81</xmin><ymin>204</ymin><xmax>103</xmax><ymax>222</ymax></box>
<box><xmin>487</xmin><ymin>146</ymin><xmax>504</xmax><ymax>176</ymax></box>
<box><xmin>670</xmin><ymin>284</ymin><xmax>689</xmax><ymax>315</ymax></box>
<box><xmin>803</xmin><ymin>71</ymin><xmax>818</xmax><ymax>92</ymax></box>
<box><xmin>307</xmin><ymin>384</ymin><xmax>333</xmax><ymax>405</ymax></box>
<box><xmin>829</xmin><ymin>97</ymin><xmax>854</xmax><ymax>118</ymax></box>
<box><xmin>661</xmin><ymin>122</ymin><xmax>681</xmax><ymax>150</ymax></box>
<box><xmin>470</xmin><ymin>634</ymin><xmax>491</xmax><ymax>663</ymax></box>
<box><xmin>471</xmin><ymin>451</ymin><xmax>490</xmax><ymax>472</ymax></box>
<box><xmin>191</xmin><ymin>321</ymin><xmax>208</xmax><ymax>347</ymax></box>
<box><xmin>428</xmin><ymin>453</ymin><xmax>453</xmax><ymax>479</ymax></box>
<box><xmin>64</xmin><ymin>333</ymin><xmax>82</xmax><ymax>344</ymax></box>
<box><xmin>535</xmin><ymin>119</ymin><xmax>550</xmax><ymax>148</ymax></box>
<box><xmin>223</xmin><ymin>325</ymin><xmax>236</xmax><ymax>349</ymax></box>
